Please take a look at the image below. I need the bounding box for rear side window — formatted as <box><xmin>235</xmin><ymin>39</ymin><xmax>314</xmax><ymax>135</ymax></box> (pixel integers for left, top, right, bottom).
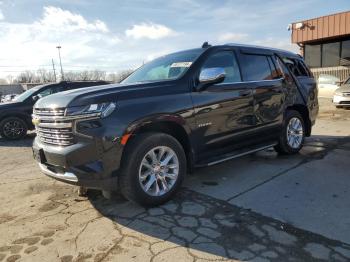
<box><xmin>240</xmin><ymin>54</ymin><xmax>273</xmax><ymax>81</ymax></box>
<box><xmin>283</xmin><ymin>57</ymin><xmax>310</xmax><ymax>77</ymax></box>
<box><xmin>201</xmin><ymin>51</ymin><xmax>241</xmax><ymax>83</ymax></box>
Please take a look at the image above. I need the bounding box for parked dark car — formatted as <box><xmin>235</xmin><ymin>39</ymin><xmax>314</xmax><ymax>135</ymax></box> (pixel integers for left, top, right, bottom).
<box><xmin>0</xmin><ymin>81</ymin><xmax>108</xmax><ymax>140</ymax></box>
<box><xmin>32</xmin><ymin>44</ymin><xmax>318</xmax><ymax>206</ymax></box>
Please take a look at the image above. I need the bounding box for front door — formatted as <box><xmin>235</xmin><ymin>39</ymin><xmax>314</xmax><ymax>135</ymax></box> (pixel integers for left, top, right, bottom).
<box><xmin>191</xmin><ymin>50</ymin><xmax>255</xmax><ymax>160</ymax></box>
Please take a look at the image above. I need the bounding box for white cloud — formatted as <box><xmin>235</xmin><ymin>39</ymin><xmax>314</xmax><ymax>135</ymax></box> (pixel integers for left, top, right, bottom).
<box><xmin>126</xmin><ymin>22</ymin><xmax>176</xmax><ymax>40</ymax></box>
<box><xmin>218</xmin><ymin>33</ymin><xmax>248</xmax><ymax>43</ymax></box>
<box><xmin>36</xmin><ymin>6</ymin><xmax>109</xmax><ymax>33</ymax></box>
<box><xmin>0</xmin><ymin>6</ymin><xmax>123</xmax><ymax>78</ymax></box>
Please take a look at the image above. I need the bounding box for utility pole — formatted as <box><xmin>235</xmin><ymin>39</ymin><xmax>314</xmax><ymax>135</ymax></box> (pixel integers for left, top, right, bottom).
<box><xmin>51</xmin><ymin>59</ymin><xmax>57</xmax><ymax>82</ymax></box>
<box><xmin>56</xmin><ymin>45</ymin><xmax>64</xmax><ymax>80</ymax></box>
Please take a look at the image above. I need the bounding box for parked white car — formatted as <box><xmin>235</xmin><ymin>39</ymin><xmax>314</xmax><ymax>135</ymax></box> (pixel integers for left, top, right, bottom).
<box><xmin>1</xmin><ymin>94</ymin><xmax>18</xmax><ymax>103</ymax></box>
<box><xmin>317</xmin><ymin>74</ymin><xmax>341</xmax><ymax>98</ymax></box>
<box><xmin>333</xmin><ymin>76</ymin><xmax>350</xmax><ymax>108</ymax></box>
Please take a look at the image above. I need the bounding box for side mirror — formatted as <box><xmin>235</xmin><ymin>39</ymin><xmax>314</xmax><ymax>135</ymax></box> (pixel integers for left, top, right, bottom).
<box><xmin>32</xmin><ymin>95</ymin><xmax>39</xmax><ymax>102</ymax></box>
<box><xmin>197</xmin><ymin>67</ymin><xmax>226</xmax><ymax>90</ymax></box>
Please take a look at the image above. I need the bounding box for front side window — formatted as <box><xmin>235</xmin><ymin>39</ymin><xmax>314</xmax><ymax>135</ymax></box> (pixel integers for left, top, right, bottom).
<box><xmin>201</xmin><ymin>51</ymin><xmax>241</xmax><ymax>84</ymax></box>
<box><xmin>122</xmin><ymin>49</ymin><xmax>203</xmax><ymax>84</ymax></box>
<box><xmin>240</xmin><ymin>54</ymin><xmax>273</xmax><ymax>81</ymax></box>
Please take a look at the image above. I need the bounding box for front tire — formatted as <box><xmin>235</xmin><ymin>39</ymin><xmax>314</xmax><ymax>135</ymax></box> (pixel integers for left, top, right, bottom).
<box><xmin>274</xmin><ymin>110</ymin><xmax>305</xmax><ymax>155</ymax></box>
<box><xmin>0</xmin><ymin>117</ymin><xmax>28</xmax><ymax>140</ymax></box>
<box><xmin>119</xmin><ymin>133</ymin><xmax>186</xmax><ymax>206</ymax></box>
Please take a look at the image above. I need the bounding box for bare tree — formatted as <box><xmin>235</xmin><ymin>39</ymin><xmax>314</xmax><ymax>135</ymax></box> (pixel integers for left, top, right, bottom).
<box><xmin>16</xmin><ymin>71</ymin><xmax>36</xmax><ymax>83</ymax></box>
<box><xmin>106</xmin><ymin>69</ymin><xmax>134</xmax><ymax>83</ymax></box>
<box><xmin>11</xmin><ymin>68</ymin><xmax>134</xmax><ymax>84</ymax></box>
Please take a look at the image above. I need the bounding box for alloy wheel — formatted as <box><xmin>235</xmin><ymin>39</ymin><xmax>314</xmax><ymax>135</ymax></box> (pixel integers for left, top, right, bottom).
<box><xmin>286</xmin><ymin>117</ymin><xmax>304</xmax><ymax>149</ymax></box>
<box><xmin>138</xmin><ymin>146</ymin><xmax>179</xmax><ymax>196</ymax></box>
<box><xmin>3</xmin><ymin>120</ymin><xmax>25</xmax><ymax>139</ymax></box>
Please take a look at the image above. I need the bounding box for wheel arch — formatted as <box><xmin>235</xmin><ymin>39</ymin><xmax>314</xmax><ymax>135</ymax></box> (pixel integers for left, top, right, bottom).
<box><xmin>121</xmin><ymin>115</ymin><xmax>194</xmax><ymax>172</ymax></box>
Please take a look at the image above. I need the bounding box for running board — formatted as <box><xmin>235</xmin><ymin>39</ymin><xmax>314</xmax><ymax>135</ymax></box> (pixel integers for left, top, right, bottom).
<box><xmin>196</xmin><ymin>143</ymin><xmax>277</xmax><ymax>167</ymax></box>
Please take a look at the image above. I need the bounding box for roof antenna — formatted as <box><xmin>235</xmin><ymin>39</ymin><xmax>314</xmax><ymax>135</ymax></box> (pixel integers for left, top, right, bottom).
<box><xmin>202</xmin><ymin>42</ymin><xmax>211</xmax><ymax>48</ymax></box>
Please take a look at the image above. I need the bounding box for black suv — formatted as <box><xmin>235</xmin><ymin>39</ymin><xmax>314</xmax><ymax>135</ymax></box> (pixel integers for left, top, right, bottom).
<box><xmin>32</xmin><ymin>44</ymin><xmax>318</xmax><ymax>206</ymax></box>
<box><xmin>0</xmin><ymin>81</ymin><xmax>108</xmax><ymax>140</ymax></box>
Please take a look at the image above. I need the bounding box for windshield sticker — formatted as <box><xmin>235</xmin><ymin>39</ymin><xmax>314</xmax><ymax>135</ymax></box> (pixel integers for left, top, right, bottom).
<box><xmin>170</xmin><ymin>62</ymin><xmax>192</xmax><ymax>68</ymax></box>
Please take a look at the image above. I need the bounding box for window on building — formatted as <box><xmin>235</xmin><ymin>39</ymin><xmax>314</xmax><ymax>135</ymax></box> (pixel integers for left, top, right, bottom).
<box><xmin>240</xmin><ymin>54</ymin><xmax>273</xmax><ymax>81</ymax></box>
<box><xmin>341</xmin><ymin>40</ymin><xmax>350</xmax><ymax>66</ymax></box>
<box><xmin>304</xmin><ymin>44</ymin><xmax>321</xmax><ymax>68</ymax></box>
<box><xmin>322</xmin><ymin>42</ymin><xmax>340</xmax><ymax>67</ymax></box>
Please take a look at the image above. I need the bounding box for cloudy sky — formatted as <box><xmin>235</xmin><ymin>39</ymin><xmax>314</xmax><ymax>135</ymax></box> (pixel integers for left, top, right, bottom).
<box><xmin>0</xmin><ymin>0</ymin><xmax>349</xmax><ymax>79</ymax></box>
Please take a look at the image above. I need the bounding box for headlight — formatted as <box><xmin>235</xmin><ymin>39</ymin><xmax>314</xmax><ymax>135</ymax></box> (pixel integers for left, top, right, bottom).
<box><xmin>66</xmin><ymin>102</ymin><xmax>116</xmax><ymax>118</ymax></box>
<box><xmin>334</xmin><ymin>92</ymin><xmax>344</xmax><ymax>97</ymax></box>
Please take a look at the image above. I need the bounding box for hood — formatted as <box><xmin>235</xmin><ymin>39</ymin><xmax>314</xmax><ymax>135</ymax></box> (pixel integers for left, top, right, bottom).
<box><xmin>34</xmin><ymin>81</ymin><xmax>176</xmax><ymax>109</ymax></box>
<box><xmin>0</xmin><ymin>101</ymin><xmax>22</xmax><ymax>109</ymax></box>
<box><xmin>335</xmin><ymin>84</ymin><xmax>350</xmax><ymax>93</ymax></box>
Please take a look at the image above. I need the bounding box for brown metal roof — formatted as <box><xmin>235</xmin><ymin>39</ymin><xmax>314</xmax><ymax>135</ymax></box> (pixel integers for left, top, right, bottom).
<box><xmin>291</xmin><ymin>11</ymin><xmax>350</xmax><ymax>44</ymax></box>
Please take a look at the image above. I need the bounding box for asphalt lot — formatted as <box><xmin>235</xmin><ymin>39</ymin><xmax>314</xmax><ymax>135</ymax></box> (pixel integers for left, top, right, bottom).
<box><xmin>0</xmin><ymin>98</ymin><xmax>349</xmax><ymax>262</ymax></box>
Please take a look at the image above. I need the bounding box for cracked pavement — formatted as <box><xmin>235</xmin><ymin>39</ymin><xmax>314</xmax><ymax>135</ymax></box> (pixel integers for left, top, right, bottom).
<box><xmin>0</xmin><ymin>98</ymin><xmax>350</xmax><ymax>262</ymax></box>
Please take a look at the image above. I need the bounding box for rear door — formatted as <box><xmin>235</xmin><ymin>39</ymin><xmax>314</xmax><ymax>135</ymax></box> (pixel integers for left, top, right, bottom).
<box><xmin>284</xmin><ymin>57</ymin><xmax>318</xmax><ymax>98</ymax></box>
<box><xmin>238</xmin><ymin>52</ymin><xmax>285</xmax><ymax>140</ymax></box>
<box><xmin>191</xmin><ymin>49</ymin><xmax>255</xmax><ymax>159</ymax></box>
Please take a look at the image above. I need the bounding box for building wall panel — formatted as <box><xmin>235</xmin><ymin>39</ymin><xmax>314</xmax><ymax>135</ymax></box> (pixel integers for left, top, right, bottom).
<box><xmin>292</xmin><ymin>11</ymin><xmax>350</xmax><ymax>44</ymax></box>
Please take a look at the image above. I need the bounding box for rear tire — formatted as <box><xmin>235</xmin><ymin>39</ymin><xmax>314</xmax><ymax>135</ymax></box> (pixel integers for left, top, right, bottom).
<box><xmin>274</xmin><ymin>110</ymin><xmax>305</xmax><ymax>155</ymax></box>
<box><xmin>0</xmin><ymin>117</ymin><xmax>28</xmax><ymax>140</ymax></box>
<box><xmin>119</xmin><ymin>133</ymin><xmax>186</xmax><ymax>206</ymax></box>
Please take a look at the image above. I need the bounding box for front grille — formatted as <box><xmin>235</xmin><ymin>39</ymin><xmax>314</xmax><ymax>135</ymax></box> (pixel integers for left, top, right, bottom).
<box><xmin>33</xmin><ymin>108</ymin><xmax>66</xmax><ymax>117</ymax></box>
<box><xmin>33</xmin><ymin>108</ymin><xmax>75</xmax><ymax>146</ymax></box>
<box><xmin>339</xmin><ymin>101</ymin><xmax>350</xmax><ymax>105</ymax></box>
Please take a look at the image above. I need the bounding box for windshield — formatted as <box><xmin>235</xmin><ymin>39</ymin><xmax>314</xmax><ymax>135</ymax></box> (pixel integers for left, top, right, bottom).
<box><xmin>122</xmin><ymin>49</ymin><xmax>203</xmax><ymax>84</ymax></box>
<box><xmin>13</xmin><ymin>88</ymin><xmax>38</xmax><ymax>102</ymax></box>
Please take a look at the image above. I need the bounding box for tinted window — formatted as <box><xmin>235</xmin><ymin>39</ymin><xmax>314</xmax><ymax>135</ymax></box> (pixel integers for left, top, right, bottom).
<box><xmin>240</xmin><ymin>54</ymin><xmax>273</xmax><ymax>81</ymax></box>
<box><xmin>299</xmin><ymin>60</ymin><xmax>312</xmax><ymax>76</ymax></box>
<box><xmin>267</xmin><ymin>56</ymin><xmax>282</xmax><ymax>79</ymax></box>
<box><xmin>305</xmin><ymin>44</ymin><xmax>321</xmax><ymax>68</ymax></box>
<box><xmin>275</xmin><ymin>56</ymin><xmax>294</xmax><ymax>83</ymax></box>
<box><xmin>322</xmin><ymin>42</ymin><xmax>340</xmax><ymax>67</ymax></box>
<box><xmin>201</xmin><ymin>51</ymin><xmax>241</xmax><ymax>83</ymax></box>
<box><xmin>284</xmin><ymin>58</ymin><xmax>309</xmax><ymax>77</ymax></box>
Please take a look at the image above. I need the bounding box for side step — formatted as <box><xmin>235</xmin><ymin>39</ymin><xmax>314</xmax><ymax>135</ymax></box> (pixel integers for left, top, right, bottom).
<box><xmin>195</xmin><ymin>142</ymin><xmax>277</xmax><ymax>167</ymax></box>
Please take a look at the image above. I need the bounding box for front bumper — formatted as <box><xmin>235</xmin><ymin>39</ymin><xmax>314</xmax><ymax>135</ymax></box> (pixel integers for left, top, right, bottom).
<box><xmin>33</xmin><ymin>134</ymin><xmax>123</xmax><ymax>190</ymax></box>
<box><xmin>333</xmin><ymin>95</ymin><xmax>350</xmax><ymax>106</ymax></box>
